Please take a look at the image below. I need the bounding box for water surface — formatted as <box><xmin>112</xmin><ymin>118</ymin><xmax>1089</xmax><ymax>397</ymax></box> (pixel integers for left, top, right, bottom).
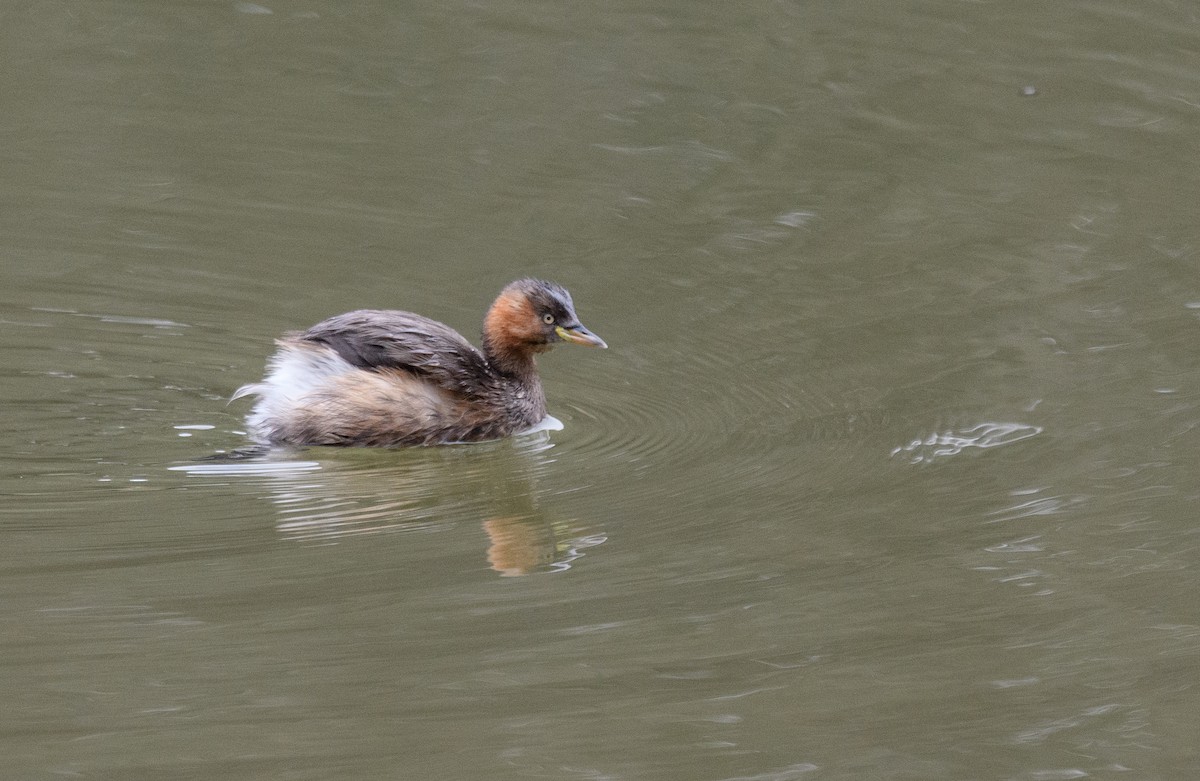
<box><xmin>4</xmin><ymin>1</ymin><xmax>1200</xmax><ymax>778</ymax></box>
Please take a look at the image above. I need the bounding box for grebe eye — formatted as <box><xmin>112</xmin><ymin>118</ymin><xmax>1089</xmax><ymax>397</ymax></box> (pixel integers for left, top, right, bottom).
<box><xmin>542</xmin><ymin>313</ymin><xmax>555</xmax><ymax>324</ymax></box>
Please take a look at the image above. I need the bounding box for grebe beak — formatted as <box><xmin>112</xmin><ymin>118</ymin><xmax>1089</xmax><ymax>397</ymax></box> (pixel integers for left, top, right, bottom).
<box><xmin>555</xmin><ymin>324</ymin><xmax>607</xmax><ymax>349</ymax></box>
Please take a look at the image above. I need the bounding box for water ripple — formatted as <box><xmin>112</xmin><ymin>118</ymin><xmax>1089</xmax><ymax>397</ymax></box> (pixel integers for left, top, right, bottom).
<box><xmin>890</xmin><ymin>422</ymin><xmax>1043</xmax><ymax>463</ymax></box>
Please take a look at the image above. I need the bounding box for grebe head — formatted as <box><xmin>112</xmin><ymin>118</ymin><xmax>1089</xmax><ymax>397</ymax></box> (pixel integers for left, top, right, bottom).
<box><xmin>483</xmin><ymin>279</ymin><xmax>607</xmax><ymax>361</ymax></box>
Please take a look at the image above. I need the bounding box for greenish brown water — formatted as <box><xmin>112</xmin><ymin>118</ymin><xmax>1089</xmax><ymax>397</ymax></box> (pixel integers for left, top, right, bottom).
<box><xmin>4</xmin><ymin>1</ymin><xmax>1200</xmax><ymax>778</ymax></box>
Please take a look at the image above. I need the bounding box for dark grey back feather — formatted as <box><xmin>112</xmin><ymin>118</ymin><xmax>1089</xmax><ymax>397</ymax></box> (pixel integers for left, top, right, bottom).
<box><xmin>298</xmin><ymin>310</ymin><xmax>494</xmax><ymax>396</ymax></box>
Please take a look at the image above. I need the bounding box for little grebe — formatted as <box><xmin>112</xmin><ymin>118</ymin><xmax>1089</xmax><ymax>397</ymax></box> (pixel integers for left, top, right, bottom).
<box><xmin>233</xmin><ymin>279</ymin><xmax>606</xmax><ymax>447</ymax></box>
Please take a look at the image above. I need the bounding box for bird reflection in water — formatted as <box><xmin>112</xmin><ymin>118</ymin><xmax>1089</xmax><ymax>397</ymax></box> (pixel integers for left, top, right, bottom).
<box><xmin>178</xmin><ymin>430</ymin><xmax>602</xmax><ymax>575</ymax></box>
<box><xmin>482</xmin><ymin>514</ymin><xmax>600</xmax><ymax>576</ymax></box>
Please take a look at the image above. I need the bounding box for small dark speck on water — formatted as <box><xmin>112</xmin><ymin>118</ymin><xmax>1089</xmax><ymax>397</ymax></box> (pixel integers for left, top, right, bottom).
<box><xmin>1020</xmin><ymin>85</ymin><xmax>1039</xmax><ymax>97</ymax></box>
